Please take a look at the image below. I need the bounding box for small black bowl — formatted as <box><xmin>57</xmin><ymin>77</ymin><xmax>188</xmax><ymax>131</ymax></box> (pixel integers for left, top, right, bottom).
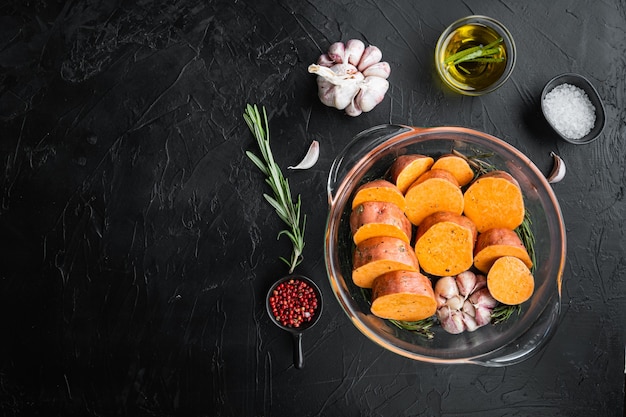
<box><xmin>540</xmin><ymin>73</ymin><xmax>606</xmax><ymax>145</ymax></box>
<box><xmin>266</xmin><ymin>275</ymin><xmax>323</xmax><ymax>369</ymax></box>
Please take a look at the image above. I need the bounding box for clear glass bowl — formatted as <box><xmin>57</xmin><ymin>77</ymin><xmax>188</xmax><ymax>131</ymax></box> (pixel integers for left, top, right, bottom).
<box><xmin>324</xmin><ymin>125</ymin><xmax>566</xmax><ymax>366</ymax></box>
<box><xmin>435</xmin><ymin>15</ymin><xmax>516</xmax><ymax>96</ymax></box>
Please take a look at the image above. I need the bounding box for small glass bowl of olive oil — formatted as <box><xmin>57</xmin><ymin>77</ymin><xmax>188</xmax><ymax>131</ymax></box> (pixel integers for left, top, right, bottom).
<box><xmin>435</xmin><ymin>15</ymin><xmax>516</xmax><ymax>96</ymax></box>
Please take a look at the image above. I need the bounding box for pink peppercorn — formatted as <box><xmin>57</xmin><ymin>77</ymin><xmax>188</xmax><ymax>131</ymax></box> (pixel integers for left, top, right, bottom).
<box><xmin>269</xmin><ymin>278</ymin><xmax>319</xmax><ymax>328</ymax></box>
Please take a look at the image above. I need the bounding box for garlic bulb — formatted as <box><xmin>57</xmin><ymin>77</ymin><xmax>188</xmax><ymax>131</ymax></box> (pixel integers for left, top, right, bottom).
<box><xmin>308</xmin><ymin>39</ymin><xmax>391</xmax><ymax>117</ymax></box>
<box><xmin>434</xmin><ymin>271</ymin><xmax>498</xmax><ymax>334</ymax></box>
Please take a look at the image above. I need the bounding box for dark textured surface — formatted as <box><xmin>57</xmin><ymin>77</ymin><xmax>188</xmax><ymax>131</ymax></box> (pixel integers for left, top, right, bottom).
<box><xmin>1</xmin><ymin>1</ymin><xmax>625</xmax><ymax>416</ymax></box>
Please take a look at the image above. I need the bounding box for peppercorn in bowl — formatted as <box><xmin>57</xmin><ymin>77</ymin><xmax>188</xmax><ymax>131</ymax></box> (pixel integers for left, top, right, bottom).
<box><xmin>324</xmin><ymin>125</ymin><xmax>566</xmax><ymax>366</ymax></box>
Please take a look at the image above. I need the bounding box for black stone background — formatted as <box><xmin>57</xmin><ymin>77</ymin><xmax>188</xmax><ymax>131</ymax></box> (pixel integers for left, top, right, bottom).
<box><xmin>0</xmin><ymin>1</ymin><xmax>624</xmax><ymax>416</ymax></box>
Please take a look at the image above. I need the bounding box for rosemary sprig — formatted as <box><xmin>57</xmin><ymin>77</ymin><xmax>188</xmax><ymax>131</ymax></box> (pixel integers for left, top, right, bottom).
<box><xmin>444</xmin><ymin>38</ymin><xmax>504</xmax><ymax>68</ymax></box>
<box><xmin>389</xmin><ymin>318</ymin><xmax>436</xmax><ymax>340</ymax></box>
<box><xmin>243</xmin><ymin>104</ymin><xmax>306</xmax><ymax>273</ymax></box>
<box><xmin>491</xmin><ymin>303</ymin><xmax>522</xmax><ymax>325</ymax></box>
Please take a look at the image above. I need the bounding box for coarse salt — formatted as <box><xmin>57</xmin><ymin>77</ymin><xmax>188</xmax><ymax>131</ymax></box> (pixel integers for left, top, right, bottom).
<box><xmin>542</xmin><ymin>83</ymin><xmax>596</xmax><ymax>140</ymax></box>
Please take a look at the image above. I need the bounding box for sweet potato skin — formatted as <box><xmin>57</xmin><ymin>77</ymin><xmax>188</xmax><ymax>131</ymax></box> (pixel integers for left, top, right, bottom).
<box><xmin>350</xmin><ymin>201</ymin><xmax>412</xmax><ymax>244</ymax></box>
<box><xmin>431</xmin><ymin>154</ymin><xmax>475</xmax><ymax>186</ymax></box>
<box><xmin>389</xmin><ymin>154</ymin><xmax>434</xmax><ymax>194</ymax></box>
<box><xmin>404</xmin><ymin>169</ymin><xmax>464</xmax><ymax>226</ymax></box>
<box><xmin>352</xmin><ymin>236</ymin><xmax>419</xmax><ymax>288</ymax></box>
<box><xmin>463</xmin><ymin>170</ymin><xmax>525</xmax><ymax>233</ymax></box>
<box><xmin>487</xmin><ymin>256</ymin><xmax>534</xmax><ymax>305</ymax></box>
<box><xmin>473</xmin><ymin>228</ymin><xmax>533</xmax><ymax>273</ymax></box>
<box><xmin>370</xmin><ymin>270</ymin><xmax>437</xmax><ymax>321</ymax></box>
<box><xmin>352</xmin><ymin>179</ymin><xmax>406</xmax><ymax>212</ymax></box>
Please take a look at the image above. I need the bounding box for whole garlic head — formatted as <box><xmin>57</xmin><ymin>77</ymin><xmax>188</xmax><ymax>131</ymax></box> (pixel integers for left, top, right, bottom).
<box><xmin>434</xmin><ymin>271</ymin><xmax>498</xmax><ymax>334</ymax></box>
<box><xmin>308</xmin><ymin>39</ymin><xmax>391</xmax><ymax>117</ymax></box>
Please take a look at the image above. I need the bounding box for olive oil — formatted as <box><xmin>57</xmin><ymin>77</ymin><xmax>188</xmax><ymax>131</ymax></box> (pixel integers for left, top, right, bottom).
<box><xmin>439</xmin><ymin>23</ymin><xmax>507</xmax><ymax>92</ymax></box>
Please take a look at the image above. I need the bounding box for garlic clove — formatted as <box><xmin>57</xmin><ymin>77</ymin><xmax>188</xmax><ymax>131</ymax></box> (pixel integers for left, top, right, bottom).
<box><xmin>469</xmin><ymin>288</ymin><xmax>498</xmax><ymax>309</ymax></box>
<box><xmin>327</xmin><ymin>41</ymin><xmax>346</xmax><ymax>64</ymax></box>
<box><xmin>455</xmin><ymin>270</ymin><xmax>477</xmax><ymax>297</ymax></box>
<box><xmin>547</xmin><ymin>152</ymin><xmax>566</xmax><ymax>183</ymax></box>
<box><xmin>474</xmin><ymin>306</ymin><xmax>493</xmax><ymax>327</ymax></box>
<box><xmin>438</xmin><ymin>308</ymin><xmax>465</xmax><ymax>334</ymax></box>
<box><xmin>462</xmin><ymin>313</ymin><xmax>479</xmax><ymax>332</ymax></box>
<box><xmin>344</xmin><ymin>39</ymin><xmax>366</xmax><ymax>66</ymax></box>
<box><xmin>344</xmin><ymin>100</ymin><xmax>362</xmax><ymax>117</ymax></box>
<box><xmin>288</xmin><ymin>140</ymin><xmax>320</xmax><ymax>170</ymax></box>
<box><xmin>361</xmin><ymin>61</ymin><xmax>391</xmax><ymax>79</ymax></box>
<box><xmin>434</xmin><ymin>276</ymin><xmax>459</xmax><ymax>300</ymax></box>
<box><xmin>317</xmin><ymin>54</ymin><xmax>335</xmax><ymax>67</ymax></box>
<box><xmin>445</xmin><ymin>294</ymin><xmax>465</xmax><ymax>311</ymax></box>
<box><xmin>355</xmin><ymin>77</ymin><xmax>389</xmax><ymax>112</ymax></box>
<box><xmin>357</xmin><ymin>45</ymin><xmax>383</xmax><ymax>72</ymax></box>
<box><xmin>332</xmin><ymin>81</ymin><xmax>361</xmax><ymax>110</ymax></box>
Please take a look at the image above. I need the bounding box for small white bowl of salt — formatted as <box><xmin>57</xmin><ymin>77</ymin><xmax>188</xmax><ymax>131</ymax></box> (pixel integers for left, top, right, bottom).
<box><xmin>541</xmin><ymin>73</ymin><xmax>606</xmax><ymax>144</ymax></box>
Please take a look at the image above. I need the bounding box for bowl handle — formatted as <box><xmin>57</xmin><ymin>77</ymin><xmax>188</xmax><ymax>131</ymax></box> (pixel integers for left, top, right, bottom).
<box><xmin>326</xmin><ymin>124</ymin><xmax>418</xmax><ymax>206</ymax></box>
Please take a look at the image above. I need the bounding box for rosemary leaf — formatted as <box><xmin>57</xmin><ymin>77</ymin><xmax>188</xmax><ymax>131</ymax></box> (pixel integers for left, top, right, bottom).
<box><xmin>244</xmin><ymin>104</ymin><xmax>306</xmax><ymax>273</ymax></box>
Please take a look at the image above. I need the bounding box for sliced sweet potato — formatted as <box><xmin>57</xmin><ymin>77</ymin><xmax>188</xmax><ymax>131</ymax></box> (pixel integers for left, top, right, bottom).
<box><xmin>416</xmin><ymin>211</ymin><xmax>477</xmax><ymax>243</ymax></box>
<box><xmin>487</xmin><ymin>256</ymin><xmax>534</xmax><ymax>305</ymax></box>
<box><xmin>350</xmin><ymin>201</ymin><xmax>412</xmax><ymax>245</ymax></box>
<box><xmin>388</xmin><ymin>154</ymin><xmax>434</xmax><ymax>194</ymax></box>
<box><xmin>352</xmin><ymin>236</ymin><xmax>419</xmax><ymax>288</ymax></box>
<box><xmin>370</xmin><ymin>270</ymin><xmax>437</xmax><ymax>321</ymax></box>
<box><xmin>474</xmin><ymin>228</ymin><xmax>533</xmax><ymax>273</ymax></box>
<box><xmin>351</xmin><ymin>179</ymin><xmax>406</xmax><ymax>212</ymax></box>
<box><xmin>404</xmin><ymin>169</ymin><xmax>464</xmax><ymax>226</ymax></box>
<box><xmin>431</xmin><ymin>154</ymin><xmax>475</xmax><ymax>186</ymax></box>
<box><xmin>414</xmin><ymin>212</ymin><xmax>476</xmax><ymax>276</ymax></box>
<box><xmin>463</xmin><ymin>170</ymin><xmax>525</xmax><ymax>233</ymax></box>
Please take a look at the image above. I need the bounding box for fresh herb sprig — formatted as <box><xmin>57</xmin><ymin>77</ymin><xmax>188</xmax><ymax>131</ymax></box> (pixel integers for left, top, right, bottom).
<box><xmin>243</xmin><ymin>104</ymin><xmax>306</xmax><ymax>273</ymax></box>
<box><xmin>389</xmin><ymin>318</ymin><xmax>436</xmax><ymax>340</ymax></box>
<box><xmin>445</xmin><ymin>38</ymin><xmax>504</xmax><ymax>74</ymax></box>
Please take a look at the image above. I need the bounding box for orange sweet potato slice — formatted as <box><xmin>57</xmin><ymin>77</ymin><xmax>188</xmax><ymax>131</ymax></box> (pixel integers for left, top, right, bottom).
<box><xmin>414</xmin><ymin>212</ymin><xmax>476</xmax><ymax>276</ymax></box>
<box><xmin>370</xmin><ymin>270</ymin><xmax>437</xmax><ymax>321</ymax></box>
<box><xmin>350</xmin><ymin>201</ymin><xmax>412</xmax><ymax>245</ymax></box>
<box><xmin>351</xmin><ymin>179</ymin><xmax>406</xmax><ymax>212</ymax></box>
<box><xmin>463</xmin><ymin>170</ymin><xmax>525</xmax><ymax>233</ymax></box>
<box><xmin>352</xmin><ymin>236</ymin><xmax>419</xmax><ymax>288</ymax></box>
<box><xmin>474</xmin><ymin>228</ymin><xmax>533</xmax><ymax>273</ymax></box>
<box><xmin>431</xmin><ymin>154</ymin><xmax>475</xmax><ymax>186</ymax></box>
<box><xmin>487</xmin><ymin>256</ymin><xmax>535</xmax><ymax>305</ymax></box>
<box><xmin>404</xmin><ymin>169</ymin><xmax>464</xmax><ymax>226</ymax></box>
<box><xmin>388</xmin><ymin>154</ymin><xmax>434</xmax><ymax>194</ymax></box>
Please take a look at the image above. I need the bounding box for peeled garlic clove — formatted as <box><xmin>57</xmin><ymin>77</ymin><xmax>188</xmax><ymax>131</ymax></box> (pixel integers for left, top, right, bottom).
<box><xmin>355</xmin><ymin>76</ymin><xmax>389</xmax><ymax>112</ymax></box>
<box><xmin>357</xmin><ymin>45</ymin><xmax>383</xmax><ymax>72</ymax></box>
<box><xmin>361</xmin><ymin>61</ymin><xmax>391</xmax><ymax>79</ymax></box>
<box><xmin>327</xmin><ymin>41</ymin><xmax>346</xmax><ymax>64</ymax></box>
<box><xmin>547</xmin><ymin>152</ymin><xmax>566</xmax><ymax>183</ymax></box>
<box><xmin>288</xmin><ymin>140</ymin><xmax>319</xmax><ymax>170</ymax></box>
<box><xmin>345</xmin><ymin>39</ymin><xmax>366</xmax><ymax>66</ymax></box>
